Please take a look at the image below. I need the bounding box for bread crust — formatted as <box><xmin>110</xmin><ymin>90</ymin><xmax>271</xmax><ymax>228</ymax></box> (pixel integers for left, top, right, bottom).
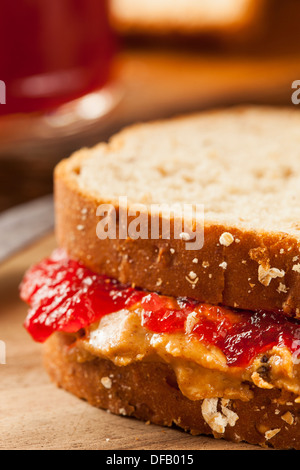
<box><xmin>54</xmin><ymin>152</ymin><xmax>300</xmax><ymax>316</ymax></box>
<box><xmin>44</xmin><ymin>332</ymin><xmax>300</xmax><ymax>449</ymax></box>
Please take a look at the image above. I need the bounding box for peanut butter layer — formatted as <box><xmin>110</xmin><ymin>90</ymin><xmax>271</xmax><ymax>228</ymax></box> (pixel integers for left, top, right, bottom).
<box><xmin>71</xmin><ymin>309</ymin><xmax>300</xmax><ymax>402</ymax></box>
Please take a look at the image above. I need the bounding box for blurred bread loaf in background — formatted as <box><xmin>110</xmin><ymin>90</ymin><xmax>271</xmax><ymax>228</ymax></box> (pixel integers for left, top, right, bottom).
<box><xmin>110</xmin><ymin>0</ymin><xmax>300</xmax><ymax>54</ymax></box>
<box><xmin>110</xmin><ymin>0</ymin><xmax>266</xmax><ymax>41</ymax></box>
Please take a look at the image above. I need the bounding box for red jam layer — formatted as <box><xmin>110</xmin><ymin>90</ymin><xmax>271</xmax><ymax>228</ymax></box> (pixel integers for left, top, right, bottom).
<box><xmin>20</xmin><ymin>249</ymin><xmax>300</xmax><ymax>368</ymax></box>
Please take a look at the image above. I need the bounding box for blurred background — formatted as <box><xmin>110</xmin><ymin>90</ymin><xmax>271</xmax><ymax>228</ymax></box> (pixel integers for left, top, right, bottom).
<box><xmin>1</xmin><ymin>0</ymin><xmax>300</xmax><ymax>214</ymax></box>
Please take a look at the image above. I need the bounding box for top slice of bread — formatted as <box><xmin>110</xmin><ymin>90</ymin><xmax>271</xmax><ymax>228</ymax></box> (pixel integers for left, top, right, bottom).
<box><xmin>55</xmin><ymin>106</ymin><xmax>300</xmax><ymax>316</ymax></box>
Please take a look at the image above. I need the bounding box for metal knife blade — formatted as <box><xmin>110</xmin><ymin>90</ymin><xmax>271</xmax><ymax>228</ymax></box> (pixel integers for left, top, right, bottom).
<box><xmin>0</xmin><ymin>194</ymin><xmax>54</xmax><ymax>264</ymax></box>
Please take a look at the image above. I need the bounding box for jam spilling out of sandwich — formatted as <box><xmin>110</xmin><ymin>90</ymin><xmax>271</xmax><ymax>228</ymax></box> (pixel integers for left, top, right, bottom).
<box><xmin>20</xmin><ymin>249</ymin><xmax>300</xmax><ymax>368</ymax></box>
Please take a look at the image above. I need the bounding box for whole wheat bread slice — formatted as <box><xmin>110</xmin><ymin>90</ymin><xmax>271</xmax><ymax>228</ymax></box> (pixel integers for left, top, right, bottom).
<box><xmin>44</xmin><ymin>332</ymin><xmax>300</xmax><ymax>450</ymax></box>
<box><xmin>54</xmin><ymin>106</ymin><xmax>300</xmax><ymax>316</ymax></box>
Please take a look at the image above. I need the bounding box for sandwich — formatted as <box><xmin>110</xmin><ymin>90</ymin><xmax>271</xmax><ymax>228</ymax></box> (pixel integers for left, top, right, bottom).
<box><xmin>20</xmin><ymin>106</ymin><xmax>300</xmax><ymax>449</ymax></box>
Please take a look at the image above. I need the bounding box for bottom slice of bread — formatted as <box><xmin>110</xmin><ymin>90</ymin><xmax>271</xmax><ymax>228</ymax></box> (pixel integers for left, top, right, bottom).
<box><xmin>44</xmin><ymin>333</ymin><xmax>300</xmax><ymax>450</ymax></box>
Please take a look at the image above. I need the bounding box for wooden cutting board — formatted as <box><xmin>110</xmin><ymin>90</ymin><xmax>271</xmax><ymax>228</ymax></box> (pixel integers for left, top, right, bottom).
<box><xmin>0</xmin><ymin>233</ymin><xmax>262</xmax><ymax>450</ymax></box>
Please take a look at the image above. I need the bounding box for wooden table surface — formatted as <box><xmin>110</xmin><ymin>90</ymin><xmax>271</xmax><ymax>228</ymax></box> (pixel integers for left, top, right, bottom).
<box><xmin>0</xmin><ymin>233</ymin><xmax>261</xmax><ymax>451</ymax></box>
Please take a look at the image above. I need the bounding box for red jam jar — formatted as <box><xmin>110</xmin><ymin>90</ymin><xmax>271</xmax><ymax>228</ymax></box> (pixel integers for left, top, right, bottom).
<box><xmin>0</xmin><ymin>0</ymin><xmax>116</xmax><ymax>115</ymax></box>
